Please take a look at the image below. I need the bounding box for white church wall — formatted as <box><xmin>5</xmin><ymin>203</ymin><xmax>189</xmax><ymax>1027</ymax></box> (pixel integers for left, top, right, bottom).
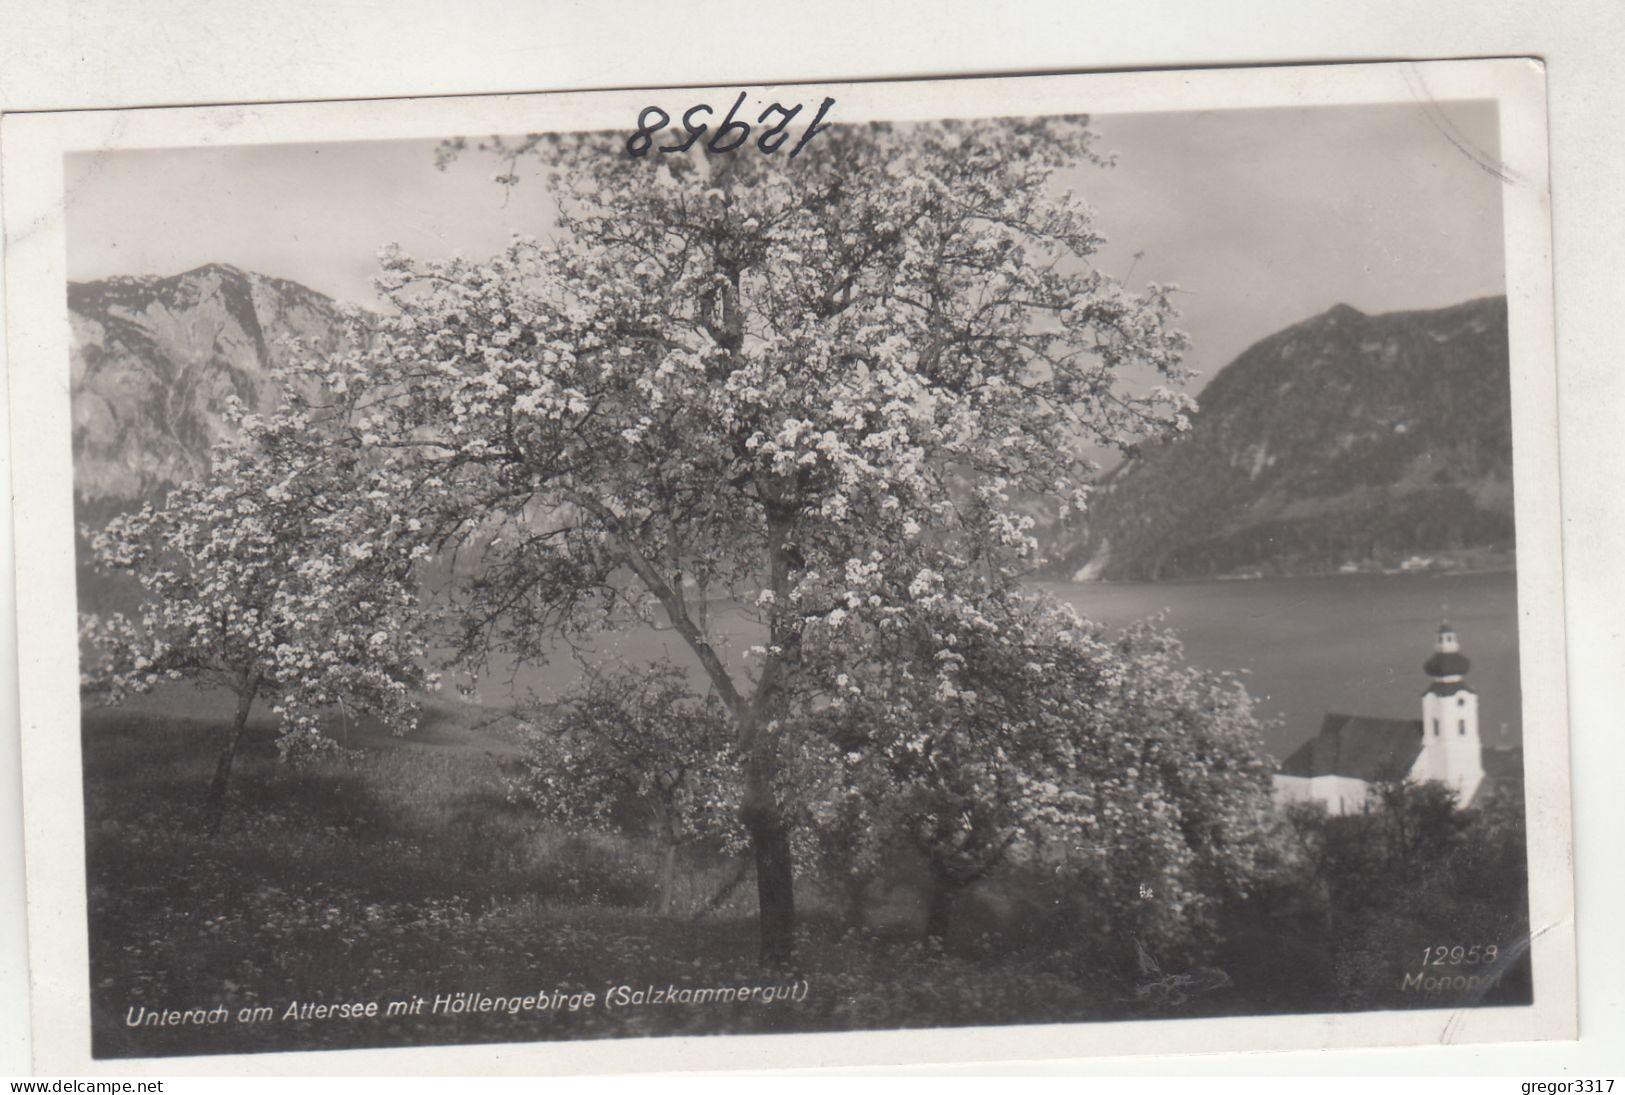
<box><xmin>1417</xmin><ymin>689</ymin><xmax>1484</xmax><ymax>802</ymax></box>
<box><xmin>1273</xmin><ymin>773</ymin><xmax>1373</xmax><ymax>814</ymax></box>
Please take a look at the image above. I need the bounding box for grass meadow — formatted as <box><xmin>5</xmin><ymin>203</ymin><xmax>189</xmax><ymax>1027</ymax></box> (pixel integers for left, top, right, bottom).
<box><xmin>82</xmin><ymin>699</ymin><xmax>1135</xmax><ymax>1058</ymax></box>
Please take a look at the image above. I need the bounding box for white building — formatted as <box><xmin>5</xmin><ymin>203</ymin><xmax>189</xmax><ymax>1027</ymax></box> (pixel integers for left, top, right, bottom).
<box><xmin>1273</xmin><ymin>622</ymin><xmax>1490</xmax><ymax>813</ymax></box>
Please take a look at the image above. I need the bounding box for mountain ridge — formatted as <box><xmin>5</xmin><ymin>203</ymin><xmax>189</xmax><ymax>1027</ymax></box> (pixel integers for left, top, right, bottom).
<box><xmin>69</xmin><ymin>263</ymin><xmax>363</xmax><ymax>502</ymax></box>
<box><xmin>1051</xmin><ymin>294</ymin><xmax>1515</xmax><ymax>581</ymax></box>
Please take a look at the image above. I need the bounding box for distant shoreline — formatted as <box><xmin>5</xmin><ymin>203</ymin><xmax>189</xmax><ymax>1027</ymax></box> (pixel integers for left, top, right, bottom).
<box><xmin>1046</xmin><ymin>561</ymin><xmax>1518</xmax><ymax>589</ymax></box>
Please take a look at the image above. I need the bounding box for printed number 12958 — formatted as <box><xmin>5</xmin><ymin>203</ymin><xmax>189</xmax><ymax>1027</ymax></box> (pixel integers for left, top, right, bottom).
<box><xmin>628</xmin><ymin>93</ymin><xmax>835</xmax><ymax>159</ymax></box>
<box><xmin>1422</xmin><ymin>944</ymin><xmax>1499</xmax><ymax>966</ymax></box>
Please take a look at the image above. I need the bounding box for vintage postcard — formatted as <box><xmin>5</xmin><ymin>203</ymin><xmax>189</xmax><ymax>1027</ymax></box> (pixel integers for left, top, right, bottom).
<box><xmin>1</xmin><ymin>59</ymin><xmax>1573</xmax><ymax>1074</ymax></box>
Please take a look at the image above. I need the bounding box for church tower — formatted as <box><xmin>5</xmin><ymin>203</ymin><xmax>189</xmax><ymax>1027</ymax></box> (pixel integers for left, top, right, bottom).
<box><xmin>1414</xmin><ymin>621</ymin><xmax>1485</xmax><ymax>802</ymax></box>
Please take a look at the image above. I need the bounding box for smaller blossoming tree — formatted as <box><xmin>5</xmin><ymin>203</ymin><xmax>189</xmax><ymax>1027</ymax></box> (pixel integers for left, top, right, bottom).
<box><xmin>803</xmin><ymin>579</ymin><xmax>1274</xmax><ymax>952</ymax></box>
<box><xmin>1044</xmin><ymin>619</ymin><xmax>1277</xmax><ymax>956</ymax></box>
<box><xmin>80</xmin><ymin>397</ymin><xmax>434</xmax><ymax>835</ymax></box>
<box><xmin>805</xmin><ymin>585</ymin><xmax>1116</xmax><ymax>940</ymax></box>
<box><xmin>505</xmin><ymin>660</ymin><xmax>743</xmax><ymax>913</ymax></box>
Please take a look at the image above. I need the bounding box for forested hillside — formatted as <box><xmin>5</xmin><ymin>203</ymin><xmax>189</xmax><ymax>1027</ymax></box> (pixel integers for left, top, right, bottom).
<box><xmin>1054</xmin><ymin>297</ymin><xmax>1514</xmax><ymax>580</ymax></box>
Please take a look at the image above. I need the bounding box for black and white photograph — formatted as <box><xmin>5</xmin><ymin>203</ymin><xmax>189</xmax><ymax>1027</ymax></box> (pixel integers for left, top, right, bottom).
<box><xmin>1</xmin><ymin>61</ymin><xmax>1574</xmax><ymax>1073</ymax></box>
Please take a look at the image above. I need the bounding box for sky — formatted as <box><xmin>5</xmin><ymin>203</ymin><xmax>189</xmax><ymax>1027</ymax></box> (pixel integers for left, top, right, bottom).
<box><xmin>62</xmin><ymin>99</ymin><xmax>1505</xmax><ymax>389</ymax></box>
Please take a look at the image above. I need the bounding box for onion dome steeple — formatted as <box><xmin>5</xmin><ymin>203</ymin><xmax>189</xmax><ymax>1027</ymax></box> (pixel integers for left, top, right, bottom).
<box><xmin>1416</xmin><ymin>619</ymin><xmax>1484</xmax><ymax>802</ymax></box>
<box><xmin>1424</xmin><ymin>620</ymin><xmax>1472</xmax><ymax>694</ymax></box>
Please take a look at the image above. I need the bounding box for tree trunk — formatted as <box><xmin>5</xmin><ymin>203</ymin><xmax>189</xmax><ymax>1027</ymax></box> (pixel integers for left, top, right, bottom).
<box><xmin>747</xmin><ymin>814</ymin><xmax>796</xmax><ymax>968</ymax></box>
<box><xmin>743</xmin><ymin>748</ymin><xmax>796</xmax><ymax>968</ymax></box>
<box><xmin>204</xmin><ymin>675</ymin><xmax>259</xmax><ymax>836</ymax></box>
<box><xmin>738</xmin><ymin>509</ymin><xmax>799</xmax><ymax>968</ymax></box>
<box><xmin>841</xmin><ymin>873</ymin><xmax>869</xmax><ymax>928</ymax></box>
<box><xmin>924</xmin><ymin>870</ymin><xmax>961</xmax><ymax>943</ymax></box>
<box><xmin>658</xmin><ymin>840</ymin><xmax>678</xmax><ymax>916</ymax></box>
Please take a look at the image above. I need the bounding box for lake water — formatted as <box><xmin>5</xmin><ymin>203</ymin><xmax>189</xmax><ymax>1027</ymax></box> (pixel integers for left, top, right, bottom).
<box><xmin>484</xmin><ymin>570</ymin><xmax>1522</xmax><ymax>763</ymax></box>
<box><xmin>1036</xmin><ymin>570</ymin><xmax>1522</xmax><ymax>760</ymax></box>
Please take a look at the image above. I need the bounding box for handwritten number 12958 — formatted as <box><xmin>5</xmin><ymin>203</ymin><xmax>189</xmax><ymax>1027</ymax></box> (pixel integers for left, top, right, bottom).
<box><xmin>628</xmin><ymin>93</ymin><xmax>835</xmax><ymax>159</ymax></box>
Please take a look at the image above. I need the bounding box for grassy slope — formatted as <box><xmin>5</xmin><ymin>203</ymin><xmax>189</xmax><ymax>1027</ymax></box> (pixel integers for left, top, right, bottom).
<box><xmin>81</xmin><ymin>702</ymin><xmax>1125</xmax><ymax>1058</ymax></box>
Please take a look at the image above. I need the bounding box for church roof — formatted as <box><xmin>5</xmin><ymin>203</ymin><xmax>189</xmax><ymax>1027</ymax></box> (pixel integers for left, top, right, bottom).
<box><xmin>1277</xmin><ymin>713</ymin><xmax>1424</xmax><ymax>781</ymax></box>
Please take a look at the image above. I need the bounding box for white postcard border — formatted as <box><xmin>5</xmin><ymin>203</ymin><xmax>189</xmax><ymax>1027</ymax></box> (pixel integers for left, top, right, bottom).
<box><xmin>1</xmin><ymin>57</ymin><xmax>1573</xmax><ymax>1075</ymax></box>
